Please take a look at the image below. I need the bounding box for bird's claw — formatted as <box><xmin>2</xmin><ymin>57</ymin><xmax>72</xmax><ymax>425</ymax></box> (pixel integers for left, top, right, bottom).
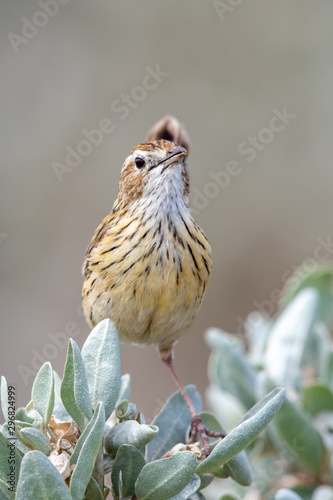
<box><xmin>189</xmin><ymin>416</ymin><xmax>226</xmax><ymax>457</ymax></box>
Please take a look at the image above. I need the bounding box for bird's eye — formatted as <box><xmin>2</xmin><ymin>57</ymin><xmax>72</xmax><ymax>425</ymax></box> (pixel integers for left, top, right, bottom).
<box><xmin>135</xmin><ymin>157</ymin><xmax>145</xmax><ymax>169</ymax></box>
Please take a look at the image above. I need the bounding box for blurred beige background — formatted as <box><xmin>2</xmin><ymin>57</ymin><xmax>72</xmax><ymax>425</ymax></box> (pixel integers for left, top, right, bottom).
<box><xmin>1</xmin><ymin>1</ymin><xmax>333</xmax><ymax>419</ymax></box>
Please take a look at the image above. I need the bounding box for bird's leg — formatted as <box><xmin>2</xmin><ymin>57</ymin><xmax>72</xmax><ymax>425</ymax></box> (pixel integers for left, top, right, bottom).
<box><xmin>159</xmin><ymin>347</ymin><xmax>225</xmax><ymax>457</ymax></box>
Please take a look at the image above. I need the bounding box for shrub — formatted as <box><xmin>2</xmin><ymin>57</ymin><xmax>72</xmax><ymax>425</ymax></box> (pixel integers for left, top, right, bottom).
<box><xmin>0</xmin><ymin>317</ymin><xmax>285</xmax><ymax>498</ymax></box>
<box><xmin>205</xmin><ymin>264</ymin><xmax>333</xmax><ymax>500</ymax></box>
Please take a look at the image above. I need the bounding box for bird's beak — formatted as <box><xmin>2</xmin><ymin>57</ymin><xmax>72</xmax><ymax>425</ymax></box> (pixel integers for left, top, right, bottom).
<box><xmin>149</xmin><ymin>146</ymin><xmax>188</xmax><ymax>172</ymax></box>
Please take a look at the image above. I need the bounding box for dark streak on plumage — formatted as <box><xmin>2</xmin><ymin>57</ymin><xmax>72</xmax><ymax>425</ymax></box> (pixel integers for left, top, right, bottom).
<box><xmin>181</xmin><ymin>215</ymin><xmax>206</xmax><ymax>250</ymax></box>
<box><xmin>157</xmin><ymin>237</ymin><xmax>164</xmax><ymax>252</ymax></box>
<box><xmin>202</xmin><ymin>255</ymin><xmax>210</xmax><ymax>274</ymax></box>
<box><xmin>115</xmin><ymin>218</ymin><xmax>135</xmax><ymax>235</ymax></box>
<box><xmin>142</xmin><ymin>242</ymin><xmax>156</xmax><ymax>260</ymax></box>
<box><xmin>187</xmin><ymin>243</ymin><xmax>199</xmax><ymax>271</ymax></box>
<box><xmin>101</xmin><ymin>245</ymin><xmax>120</xmax><ymax>255</ymax></box>
<box><xmin>122</xmin><ymin>261</ymin><xmax>136</xmax><ymax>275</ymax></box>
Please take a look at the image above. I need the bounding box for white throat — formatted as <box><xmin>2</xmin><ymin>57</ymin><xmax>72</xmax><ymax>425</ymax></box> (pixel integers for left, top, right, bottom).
<box><xmin>140</xmin><ymin>163</ymin><xmax>190</xmax><ymax>223</ymax></box>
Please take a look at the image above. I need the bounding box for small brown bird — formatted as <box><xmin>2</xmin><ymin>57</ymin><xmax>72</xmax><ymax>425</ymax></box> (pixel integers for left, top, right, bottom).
<box><xmin>82</xmin><ymin>116</ymin><xmax>223</xmax><ymax>454</ymax></box>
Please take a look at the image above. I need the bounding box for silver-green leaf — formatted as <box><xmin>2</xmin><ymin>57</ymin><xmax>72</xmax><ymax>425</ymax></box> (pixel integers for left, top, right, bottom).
<box><xmin>280</xmin><ymin>264</ymin><xmax>333</xmax><ymax>328</ymax></box>
<box><xmin>0</xmin><ymin>476</ymin><xmax>15</xmax><ymax>500</ymax></box>
<box><xmin>52</xmin><ymin>371</ymin><xmax>70</xmax><ymax>421</ymax></box>
<box><xmin>19</xmin><ymin>428</ymin><xmax>52</xmax><ymax>456</ymax></box>
<box><xmin>16</xmin><ymin>450</ymin><xmax>72</xmax><ymax>500</ymax></box>
<box><xmin>83</xmin><ymin>476</ymin><xmax>104</xmax><ymax>500</ymax></box>
<box><xmin>31</xmin><ymin>362</ymin><xmax>54</xmax><ymax>425</ymax></box>
<box><xmin>146</xmin><ymin>385</ymin><xmax>201</xmax><ymax>462</ymax></box>
<box><xmin>105</xmin><ymin>420</ymin><xmax>158</xmax><ymax>459</ymax></box>
<box><xmin>274</xmin><ymin>488</ymin><xmax>303</xmax><ymax>500</ymax></box>
<box><xmin>196</xmin><ymin>387</ymin><xmax>286</xmax><ymax>474</ymax></box>
<box><xmin>206</xmin><ymin>384</ymin><xmax>246</xmax><ymax>432</ymax></box>
<box><xmin>264</xmin><ymin>288</ymin><xmax>319</xmax><ymax>390</ymax></box>
<box><xmin>168</xmin><ymin>474</ymin><xmax>201</xmax><ymax>499</ymax></box>
<box><xmin>116</xmin><ymin>374</ymin><xmax>131</xmax><ymax>407</ymax></box>
<box><xmin>312</xmin><ymin>485</ymin><xmax>333</xmax><ymax>500</ymax></box>
<box><xmin>111</xmin><ymin>444</ymin><xmax>146</xmax><ymax>498</ymax></box>
<box><xmin>302</xmin><ymin>383</ymin><xmax>333</xmax><ymax>416</ymax></box>
<box><xmin>69</xmin><ymin>402</ymin><xmax>105</xmax><ymax>500</ymax></box>
<box><xmin>222</xmin><ymin>451</ymin><xmax>252</xmax><ymax>486</ymax></box>
<box><xmin>198</xmin><ymin>413</ymin><xmax>252</xmax><ymax>486</ymax></box>
<box><xmin>206</xmin><ymin>329</ymin><xmax>257</xmax><ymax>409</ymax></box>
<box><xmin>61</xmin><ymin>339</ymin><xmax>92</xmax><ymax>431</ymax></box>
<box><xmin>70</xmin><ymin>402</ymin><xmax>105</xmax><ymax>466</ymax></box>
<box><xmin>0</xmin><ymin>377</ymin><xmax>8</xmax><ymax>423</ymax></box>
<box><xmin>258</xmin><ymin>374</ymin><xmax>324</xmax><ymax>473</ymax></box>
<box><xmin>189</xmin><ymin>493</ymin><xmax>207</xmax><ymax>500</ymax></box>
<box><xmin>135</xmin><ymin>451</ymin><xmax>198</xmax><ymax>500</ymax></box>
<box><xmin>0</xmin><ymin>426</ymin><xmax>21</xmax><ymax>488</ymax></box>
<box><xmin>81</xmin><ymin>319</ymin><xmax>121</xmax><ymax>420</ymax></box>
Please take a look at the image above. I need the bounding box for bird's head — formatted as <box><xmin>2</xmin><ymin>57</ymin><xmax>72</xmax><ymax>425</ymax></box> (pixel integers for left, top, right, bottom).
<box><xmin>116</xmin><ymin>140</ymin><xmax>189</xmax><ymax>207</ymax></box>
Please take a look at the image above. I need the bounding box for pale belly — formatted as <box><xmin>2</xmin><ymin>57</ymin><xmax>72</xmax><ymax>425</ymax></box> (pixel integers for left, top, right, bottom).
<box><xmin>83</xmin><ymin>245</ymin><xmax>209</xmax><ymax>350</ymax></box>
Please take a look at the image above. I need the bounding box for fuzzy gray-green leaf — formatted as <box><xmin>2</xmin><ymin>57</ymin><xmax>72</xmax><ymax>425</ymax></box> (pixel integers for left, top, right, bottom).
<box><xmin>0</xmin><ymin>426</ymin><xmax>21</xmax><ymax>488</ymax></box>
<box><xmin>82</xmin><ymin>319</ymin><xmax>121</xmax><ymax>420</ymax></box>
<box><xmin>196</xmin><ymin>387</ymin><xmax>286</xmax><ymax>474</ymax></box>
<box><xmin>71</xmin><ymin>402</ymin><xmax>107</xmax><ymax>466</ymax></box>
<box><xmin>206</xmin><ymin>329</ymin><xmax>256</xmax><ymax>409</ymax></box>
<box><xmin>223</xmin><ymin>451</ymin><xmax>252</xmax><ymax>486</ymax></box>
<box><xmin>312</xmin><ymin>485</ymin><xmax>333</xmax><ymax>500</ymax></box>
<box><xmin>264</xmin><ymin>288</ymin><xmax>319</xmax><ymax>390</ymax></box>
<box><xmin>189</xmin><ymin>493</ymin><xmax>207</xmax><ymax>500</ymax></box>
<box><xmin>15</xmin><ymin>408</ymin><xmax>34</xmax><ymax>424</ymax></box>
<box><xmin>146</xmin><ymin>385</ymin><xmax>201</xmax><ymax>462</ymax></box>
<box><xmin>218</xmin><ymin>496</ymin><xmax>239</xmax><ymax>500</ymax></box>
<box><xmin>135</xmin><ymin>451</ymin><xmax>197</xmax><ymax>500</ymax></box>
<box><xmin>271</xmin><ymin>396</ymin><xmax>324</xmax><ymax>473</ymax></box>
<box><xmin>280</xmin><ymin>263</ymin><xmax>333</xmax><ymax>328</ymax></box>
<box><xmin>168</xmin><ymin>474</ymin><xmax>201</xmax><ymax>499</ymax></box>
<box><xmin>20</xmin><ymin>428</ymin><xmax>52</xmax><ymax>456</ymax></box>
<box><xmin>0</xmin><ymin>476</ymin><xmax>15</xmax><ymax>500</ymax></box>
<box><xmin>0</xmin><ymin>377</ymin><xmax>8</xmax><ymax>423</ymax></box>
<box><xmin>61</xmin><ymin>339</ymin><xmax>92</xmax><ymax>431</ymax></box>
<box><xmin>111</xmin><ymin>444</ymin><xmax>146</xmax><ymax>497</ymax></box>
<box><xmin>53</xmin><ymin>371</ymin><xmax>70</xmax><ymax>421</ymax></box>
<box><xmin>259</xmin><ymin>374</ymin><xmax>324</xmax><ymax>473</ymax></box>
<box><xmin>198</xmin><ymin>474</ymin><xmax>214</xmax><ymax>490</ymax></box>
<box><xmin>84</xmin><ymin>476</ymin><xmax>104</xmax><ymax>500</ymax></box>
<box><xmin>274</xmin><ymin>488</ymin><xmax>303</xmax><ymax>500</ymax></box>
<box><xmin>206</xmin><ymin>384</ymin><xmax>246</xmax><ymax>432</ymax></box>
<box><xmin>16</xmin><ymin>450</ymin><xmax>72</xmax><ymax>500</ymax></box>
<box><xmin>116</xmin><ymin>374</ymin><xmax>131</xmax><ymax>406</ymax></box>
<box><xmin>70</xmin><ymin>402</ymin><xmax>105</xmax><ymax>500</ymax></box>
<box><xmin>31</xmin><ymin>362</ymin><xmax>54</xmax><ymax>425</ymax></box>
<box><xmin>302</xmin><ymin>383</ymin><xmax>333</xmax><ymax>416</ymax></box>
<box><xmin>105</xmin><ymin>420</ymin><xmax>158</xmax><ymax>459</ymax></box>
<box><xmin>198</xmin><ymin>410</ymin><xmax>252</xmax><ymax>485</ymax></box>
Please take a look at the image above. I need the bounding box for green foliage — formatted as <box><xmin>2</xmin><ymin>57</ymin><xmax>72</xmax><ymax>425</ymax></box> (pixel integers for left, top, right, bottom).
<box><xmin>135</xmin><ymin>452</ymin><xmax>198</xmax><ymax>500</ymax></box>
<box><xmin>5</xmin><ymin>282</ymin><xmax>320</xmax><ymax>499</ymax></box>
<box><xmin>70</xmin><ymin>402</ymin><xmax>105</xmax><ymax>500</ymax></box>
<box><xmin>16</xmin><ymin>451</ymin><xmax>72</xmax><ymax>500</ymax></box>
<box><xmin>81</xmin><ymin>319</ymin><xmax>121</xmax><ymax>421</ymax></box>
<box><xmin>205</xmin><ymin>263</ymin><xmax>333</xmax><ymax>500</ymax></box>
<box><xmin>60</xmin><ymin>339</ymin><xmax>92</xmax><ymax>431</ymax></box>
<box><xmin>111</xmin><ymin>445</ymin><xmax>145</xmax><ymax>498</ymax></box>
<box><xmin>146</xmin><ymin>385</ymin><xmax>202</xmax><ymax>462</ymax></box>
<box><xmin>31</xmin><ymin>362</ymin><xmax>54</xmax><ymax>426</ymax></box>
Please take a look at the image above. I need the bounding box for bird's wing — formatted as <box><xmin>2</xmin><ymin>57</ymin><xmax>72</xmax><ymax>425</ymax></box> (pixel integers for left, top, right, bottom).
<box><xmin>82</xmin><ymin>213</ymin><xmax>113</xmax><ymax>277</ymax></box>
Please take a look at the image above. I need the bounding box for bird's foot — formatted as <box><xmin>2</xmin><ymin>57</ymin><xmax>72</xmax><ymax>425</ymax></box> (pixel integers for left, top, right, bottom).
<box><xmin>188</xmin><ymin>415</ymin><xmax>226</xmax><ymax>457</ymax></box>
